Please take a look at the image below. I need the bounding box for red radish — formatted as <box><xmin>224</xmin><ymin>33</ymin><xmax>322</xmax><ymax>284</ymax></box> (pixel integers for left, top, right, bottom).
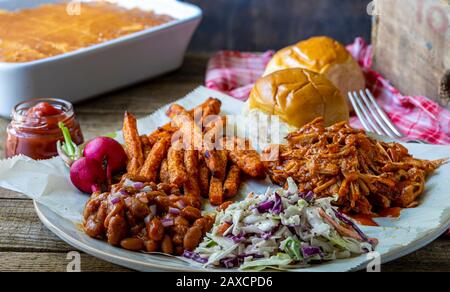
<box><xmin>70</xmin><ymin>157</ymin><xmax>106</xmax><ymax>194</ymax></box>
<box><xmin>83</xmin><ymin>137</ymin><xmax>128</xmax><ymax>182</ymax></box>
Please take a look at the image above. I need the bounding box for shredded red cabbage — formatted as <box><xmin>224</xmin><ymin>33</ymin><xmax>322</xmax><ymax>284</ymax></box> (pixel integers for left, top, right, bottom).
<box><xmin>272</xmin><ymin>193</ymin><xmax>283</xmax><ymax>215</ymax></box>
<box><xmin>183</xmin><ymin>251</ymin><xmax>208</xmax><ymax>264</ymax></box>
<box><xmin>300</xmin><ymin>191</ymin><xmax>315</xmax><ymax>203</ymax></box>
<box><xmin>257</xmin><ymin>200</ymin><xmax>275</xmax><ymax>213</ymax></box>
<box><xmin>220</xmin><ymin>257</ymin><xmax>240</xmax><ymax>268</ymax></box>
<box><xmin>301</xmin><ymin>246</ymin><xmax>322</xmax><ymax>258</ymax></box>
<box><xmin>333</xmin><ymin>209</ymin><xmax>369</xmax><ymax>242</ymax></box>
<box><xmin>226</xmin><ymin>234</ymin><xmax>245</xmax><ymax>243</ymax></box>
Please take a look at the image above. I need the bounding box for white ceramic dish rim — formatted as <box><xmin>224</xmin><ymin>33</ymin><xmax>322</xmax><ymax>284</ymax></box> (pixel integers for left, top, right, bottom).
<box><xmin>0</xmin><ymin>0</ymin><xmax>202</xmax><ymax>68</ymax></box>
<box><xmin>34</xmin><ymin>196</ymin><xmax>450</xmax><ymax>272</ymax></box>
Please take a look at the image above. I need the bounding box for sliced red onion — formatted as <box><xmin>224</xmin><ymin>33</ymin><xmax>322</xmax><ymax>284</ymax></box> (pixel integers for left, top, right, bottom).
<box><xmin>177</xmin><ymin>199</ymin><xmax>187</xmax><ymax>209</ymax></box>
<box><xmin>183</xmin><ymin>251</ymin><xmax>208</xmax><ymax>264</ymax></box>
<box><xmin>133</xmin><ymin>182</ymin><xmax>144</xmax><ymax>190</ymax></box>
<box><xmin>110</xmin><ymin>197</ymin><xmax>121</xmax><ymax>205</ymax></box>
<box><xmin>256</xmin><ymin>200</ymin><xmax>275</xmax><ymax>213</ymax></box>
<box><xmin>301</xmin><ymin>246</ymin><xmax>322</xmax><ymax>259</ymax></box>
<box><xmin>161</xmin><ymin>218</ymin><xmax>174</xmax><ymax>227</ymax></box>
<box><xmin>119</xmin><ymin>189</ymin><xmax>128</xmax><ymax>196</ymax></box>
<box><xmin>169</xmin><ymin>207</ymin><xmax>180</xmax><ymax>215</ymax></box>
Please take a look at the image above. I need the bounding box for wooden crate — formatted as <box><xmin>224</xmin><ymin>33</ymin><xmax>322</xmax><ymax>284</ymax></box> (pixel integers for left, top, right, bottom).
<box><xmin>372</xmin><ymin>0</ymin><xmax>449</xmax><ymax>107</ymax></box>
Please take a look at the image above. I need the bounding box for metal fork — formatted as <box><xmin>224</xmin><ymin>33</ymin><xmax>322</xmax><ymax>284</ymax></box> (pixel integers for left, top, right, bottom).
<box><xmin>348</xmin><ymin>89</ymin><xmax>427</xmax><ymax>144</ymax></box>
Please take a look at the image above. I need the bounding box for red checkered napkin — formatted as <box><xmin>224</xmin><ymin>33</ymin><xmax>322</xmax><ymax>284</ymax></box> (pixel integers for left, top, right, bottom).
<box><xmin>205</xmin><ymin>38</ymin><xmax>450</xmax><ymax>145</ymax></box>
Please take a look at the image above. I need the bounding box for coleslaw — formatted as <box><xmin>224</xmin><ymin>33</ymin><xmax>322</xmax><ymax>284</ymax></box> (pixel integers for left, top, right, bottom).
<box><xmin>187</xmin><ymin>178</ymin><xmax>377</xmax><ymax>270</ymax></box>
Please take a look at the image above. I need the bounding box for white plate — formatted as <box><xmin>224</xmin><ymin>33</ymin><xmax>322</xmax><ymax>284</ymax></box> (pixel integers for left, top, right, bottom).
<box><xmin>1</xmin><ymin>87</ymin><xmax>449</xmax><ymax>272</ymax></box>
<box><xmin>34</xmin><ymin>195</ymin><xmax>450</xmax><ymax>272</ymax></box>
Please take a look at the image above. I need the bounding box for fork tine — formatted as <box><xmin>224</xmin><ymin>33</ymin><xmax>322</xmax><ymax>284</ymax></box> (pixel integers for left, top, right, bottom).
<box><xmin>364</xmin><ymin>89</ymin><xmax>403</xmax><ymax>137</ymax></box>
<box><xmin>358</xmin><ymin>89</ymin><xmax>395</xmax><ymax>138</ymax></box>
<box><xmin>348</xmin><ymin>92</ymin><xmax>372</xmax><ymax>132</ymax></box>
<box><xmin>349</xmin><ymin>91</ymin><xmax>384</xmax><ymax>136</ymax></box>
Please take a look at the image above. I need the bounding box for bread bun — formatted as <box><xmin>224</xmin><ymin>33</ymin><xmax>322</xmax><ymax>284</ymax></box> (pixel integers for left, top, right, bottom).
<box><xmin>248</xmin><ymin>68</ymin><xmax>349</xmax><ymax>128</ymax></box>
<box><xmin>264</xmin><ymin>36</ymin><xmax>365</xmax><ymax>101</ymax></box>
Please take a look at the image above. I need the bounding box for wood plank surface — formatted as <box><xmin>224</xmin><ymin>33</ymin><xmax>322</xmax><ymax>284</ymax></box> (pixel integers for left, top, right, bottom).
<box><xmin>372</xmin><ymin>0</ymin><xmax>450</xmax><ymax>106</ymax></box>
<box><xmin>0</xmin><ymin>54</ymin><xmax>449</xmax><ymax>272</ymax></box>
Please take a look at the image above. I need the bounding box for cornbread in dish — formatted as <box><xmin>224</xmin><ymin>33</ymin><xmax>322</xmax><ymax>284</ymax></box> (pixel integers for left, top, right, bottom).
<box><xmin>0</xmin><ymin>2</ymin><xmax>173</xmax><ymax>63</ymax></box>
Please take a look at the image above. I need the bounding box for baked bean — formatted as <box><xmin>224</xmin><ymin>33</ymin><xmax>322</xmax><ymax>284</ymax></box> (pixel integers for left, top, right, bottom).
<box><xmin>172</xmin><ymin>234</ymin><xmax>184</xmax><ymax>245</ymax></box>
<box><xmin>183</xmin><ymin>226</ymin><xmax>203</xmax><ymax>251</ymax></box>
<box><xmin>130</xmin><ymin>223</ymin><xmax>145</xmax><ymax>236</ymax></box>
<box><xmin>104</xmin><ymin>200</ymin><xmax>125</xmax><ymax>229</ymax></box>
<box><xmin>161</xmin><ymin>235</ymin><xmax>174</xmax><ymax>255</ymax></box>
<box><xmin>184</xmin><ymin>196</ymin><xmax>202</xmax><ymax>209</ymax></box>
<box><xmin>135</xmin><ymin>192</ymin><xmax>149</xmax><ymax>204</ymax></box>
<box><xmin>181</xmin><ymin>206</ymin><xmax>201</xmax><ymax>221</ymax></box>
<box><xmin>145</xmin><ymin>239</ymin><xmax>159</xmax><ymax>252</ymax></box>
<box><xmin>83</xmin><ymin>198</ymin><xmax>100</xmax><ymax>220</ymax></box>
<box><xmin>125</xmin><ymin>197</ymin><xmax>149</xmax><ymax>219</ymax></box>
<box><xmin>83</xmin><ymin>201</ymin><xmax>108</xmax><ymax>238</ymax></box>
<box><xmin>107</xmin><ymin>215</ymin><xmax>128</xmax><ymax>246</ymax></box>
<box><xmin>147</xmin><ymin>218</ymin><xmax>164</xmax><ymax>241</ymax></box>
<box><xmin>155</xmin><ymin>195</ymin><xmax>171</xmax><ymax>212</ymax></box>
<box><xmin>148</xmin><ymin>182</ymin><xmax>158</xmax><ymax>190</ymax></box>
<box><xmin>193</xmin><ymin>218</ymin><xmax>207</xmax><ymax>234</ymax></box>
<box><xmin>157</xmin><ymin>183</ymin><xmax>172</xmax><ymax>193</ymax></box>
<box><xmin>172</xmin><ymin>216</ymin><xmax>189</xmax><ymax>235</ymax></box>
<box><xmin>120</xmin><ymin>238</ymin><xmax>144</xmax><ymax>251</ymax></box>
<box><xmin>174</xmin><ymin>245</ymin><xmax>184</xmax><ymax>256</ymax></box>
<box><xmin>84</xmin><ymin>217</ymin><xmax>104</xmax><ymax>238</ymax></box>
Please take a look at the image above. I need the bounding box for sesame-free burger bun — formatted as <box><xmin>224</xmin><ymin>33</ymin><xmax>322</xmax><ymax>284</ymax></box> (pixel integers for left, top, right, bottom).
<box><xmin>264</xmin><ymin>36</ymin><xmax>365</xmax><ymax>103</ymax></box>
<box><xmin>248</xmin><ymin>68</ymin><xmax>350</xmax><ymax>128</ymax></box>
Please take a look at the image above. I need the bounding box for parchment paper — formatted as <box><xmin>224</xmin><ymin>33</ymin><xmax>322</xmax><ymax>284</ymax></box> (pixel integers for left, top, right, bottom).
<box><xmin>1</xmin><ymin>86</ymin><xmax>450</xmax><ymax>272</ymax></box>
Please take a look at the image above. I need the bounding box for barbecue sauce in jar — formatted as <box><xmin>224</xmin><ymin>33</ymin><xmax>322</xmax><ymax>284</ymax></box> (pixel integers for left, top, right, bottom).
<box><xmin>5</xmin><ymin>98</ymin><xmax>84</xmax><ymax>160</ymax></box>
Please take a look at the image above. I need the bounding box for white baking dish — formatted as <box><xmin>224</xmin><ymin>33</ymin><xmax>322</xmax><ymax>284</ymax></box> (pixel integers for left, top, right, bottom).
<box><xmin>0</xmin><ymin>0</ymin><xmax>202</xmax><ymax>117</ymax></box>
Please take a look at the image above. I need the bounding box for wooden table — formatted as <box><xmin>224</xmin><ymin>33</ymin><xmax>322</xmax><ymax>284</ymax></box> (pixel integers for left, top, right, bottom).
<box><xmin>0</xmin><ymin>54</ymin><xmax>449</xmax><ymax>272</ymax></box>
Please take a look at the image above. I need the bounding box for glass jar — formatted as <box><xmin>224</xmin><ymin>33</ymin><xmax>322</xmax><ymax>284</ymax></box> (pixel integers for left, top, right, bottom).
<box><xmin>5</xmin><ymin>98</ymin><xmax>84</xmax><ymax>160</ymax></box>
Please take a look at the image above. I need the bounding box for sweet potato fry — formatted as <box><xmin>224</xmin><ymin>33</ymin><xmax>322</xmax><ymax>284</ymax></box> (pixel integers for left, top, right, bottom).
<box><xmin>204</xmin><ymin>149</ymin><xmax>227</xmax><ymax>179</ymax></box>
<box><xmin>123</xmin><ymin>112</ymin><xmax>144</xmax><ymax>175</ymax></box>
<box><xmin>227</xmin><ymin>137</ymin><xmax>266</xmax><ymax>179</ymax></box>
<box><xmin>209</xmin><ymin>176</ymin><xmax>223</xmax><ymax>206</ymax></box>
<box><xmin>148</xmin><ymin>128</ymin><xmax>176</xmax><ymax>147</ymax></box>
<box><xmin>166</xmin><ymin>104</ymin><xmax>189</xmax><ymax>119</ymax></box>
<box><xmin>160</xmin><ymin>159</ymin><xmax>170</xmax><ymax>184</ymax></box>
<box><xmin>171</xmin><ymin>108</ymin><xmax>203</xmax><ymax>150</ymax></box>
<box><xmin>140</xmin><ymin>135</ymin><xmax>150</xmax><ymax>153</ymax></box>
<box><xmin>149</xmin><ymin>98</ymin><xmax>222</xmax><ymax>144</ymax></box>
<box><xmin>167</xmin><ymin>141</ymin><xmax>188</xmax><ymax>187</ymax></box>
<box><xmin>217</xmin><ymin>150</ymin><xmax>228</xmax><ymax>181</ymax></box>
<box><xmin>139</xmin><ymin>133</ymin><xmax>170</xmax><ymax>182</ymax></box>
<box><xmin>223</xmin><ymin>164</ymin><xmax>241</xmax><ymax>199</ymax></box>
<box><xmin>198</xmin><ymin>156</ymin><xmax>211</xmax><ymax>198</ymax></box>
<box><xmin>183</xmin><ymin>150</ymin><xmax>201</xmax><ymax>199</ymax></box>
<box><xmin>170</xmin><ymin>107</ymin><xmax>225</xmax><ymax>179</ymax></box>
